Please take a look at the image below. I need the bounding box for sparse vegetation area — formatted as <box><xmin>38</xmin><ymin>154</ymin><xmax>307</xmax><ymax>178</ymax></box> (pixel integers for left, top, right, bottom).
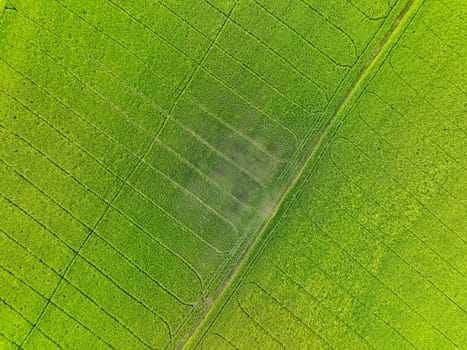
<box><xmin>1</xmin><ymin>0</ymin><xmax>465</xmax><ymax>349</ymax></box>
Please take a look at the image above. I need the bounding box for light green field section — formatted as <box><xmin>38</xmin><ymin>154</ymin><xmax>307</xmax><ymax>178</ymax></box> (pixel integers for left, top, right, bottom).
<box><xmin>2</xmin><ymin>0</ymin><xmax>464</xmax><ymax>349</ymax></box>
<box><xmin>191</xmin><ymin>0</ymin><xmax>467</xmax><ymax>348</ymax></box>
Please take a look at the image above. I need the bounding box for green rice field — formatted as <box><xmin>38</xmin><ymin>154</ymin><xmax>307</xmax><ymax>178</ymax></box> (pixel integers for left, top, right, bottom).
<box><xmin>1</xmin><ymin>0</ymin><xmax>465</xmax><ymax>349</ymax></box>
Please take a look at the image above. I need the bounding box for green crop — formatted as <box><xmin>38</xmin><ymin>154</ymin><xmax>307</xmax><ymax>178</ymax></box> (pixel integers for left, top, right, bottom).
<box><xmin>1</xmin><ymin>0</ymin><xmax>465</xmax><ymax>349</ymax></box>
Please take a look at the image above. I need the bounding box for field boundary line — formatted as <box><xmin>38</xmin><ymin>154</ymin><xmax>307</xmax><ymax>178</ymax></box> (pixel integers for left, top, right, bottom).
<box><xmin>345</xmin><ymin>0</ymin><xmax>390</xmax><ymax>20</ymax></box>
<box><xmin>0</xmin><ymin>88</ymin><xmax>226</xmax><ymax>255</ymax></box>
<box><xmin>205</xmin><ymin>0</ymin><xmax>467</xmax><ymax>342</ymax></box>
<box><xmin>1</xmin><ymin>143</ymin><xmax>209</xmax><ymax>297</ymax></box>
<box><xmin>31</xmin><ymin>38</ymin><xmax>253</xmax><ymax>210</ymax></box>
<box><xmin>0</xmin><ymin>192</ymin><xmax>185</xmax><ymax>337</ymax></box>
<box><xmin>0</xmin><ymin>331</ymin><xmax>21</xmax><ymax>350</ymax></box>
<box><xmin>0</xmin><ymin>0</ymin><xmax>8</xmax><ymax>27</ymax></box>
<box><xmin>176</xmin><ymin>6</ymin><xmax>403</xmax><ymax>339</ymax></box>
<box><xmin>212</xmin><ymin>333</ymin><xmax>239</xmax><ymax>350</ymax></box>
<box><xmin>163</xmin><ymin>0</ymin><xmax>237</xmax><ymax>126</ymax></box>
<box><xmin>137</xmin><ymin>0</ymin><xmax>237</xmax><ymax>193</ymax></box>
<box><xmin>5</xmin><ymin>82</ymin><xmax>239</xmax><ymax>234</ymax></box>
<box><xmin>0</xmin><ymin>161</ymin><xmax>199</xmax><ymax>307</ymax></box>
<box><xmin>1</xmin><ymin>201</ymin><xmax>196</xmax><ymax>312</ymax></box>
<box><xmin>2</xmin><ymin>255</ymin><xmax>153</xmax><ymax>348</ymax></box>
<box><xmin>7</xmin><ymin>181</ymin><xmax>169</xmax><ymax>350</ymax></box>
<box><xmin>270</xmin><ymin>0</ymin><xmax>399</xmax><ymax>188</ymax></box>
<box><xmin>0</xmin><ymin>109</ymin><xmax>221</xmax><ymax>255</ymax></box>
<box><xmin>119</xmin><ymin>0</ymin><xmax>243</xmax><ymax>236</ymax></box>
<box><xmin>3</xmin><ymin>159</ymin><xmax>174</xmax><ymax>348</ymax></box>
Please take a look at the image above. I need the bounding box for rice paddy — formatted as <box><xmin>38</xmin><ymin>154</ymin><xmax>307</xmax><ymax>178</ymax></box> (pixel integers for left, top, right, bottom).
<box><xmin>1</xmin><ymin>0</ymin><xmax>465</xmax><ymax>349</ymax></box>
